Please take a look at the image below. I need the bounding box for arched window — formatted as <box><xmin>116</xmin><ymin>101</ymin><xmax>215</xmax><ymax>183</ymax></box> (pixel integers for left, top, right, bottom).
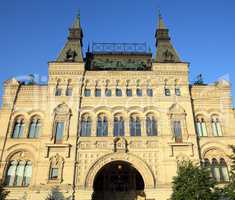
<box><xmin>116</xmin><ymin>88</ymin><xmax>122</xmax><ymax>96</ymax></box>
<box><xmin>175</xmin><ymin>80</ymin><xmax>181</xmax><ymax>96</ymax></box>
<box><xmin>23</xmin><ymin>161</ymin><xmax>32</xmax><ymax>186</ymax></box>
<box><xmin>130</xmin><ymin>115</ymin><xmax>141</xmax><ymax>136</ymax></box>
<box><xmin>95</xmin><ymin>88</ymin><xmax>101</xmax><ymax>97</ymax></box>
<box><xmin>65</xmin><ymin>79</ymin><xmax>73</xmax><ymax>96</ymax></box>
<box><xmin>220</xmin><ymin>158</ymin><xmax>229</xmax><ymax>182</ymax></box>
<box><xmin>147</xmin><ymin>88</ymin><xmax>153</xmax><ymax>97</ymax></box>
<box><xmin>211</xmin><ymin>116</ymin><xmax>223</xmax><ymax>136</ymax></box>
<box><xmin>165</xmin><ymin>88</ymin><xmax>171</xmax><ymax>96</ymax></box>
<box><xmin>164</xmin><ymin>79</ymin><xmax>171</xmax><ymax>96</ymax></box>
<box><xmin>204</xmin><ymin>159</ymin><xmax>210</xmax><ymax>169</ymax></box>
<box><xmin>175</xmin><ymin>87</ymin><xmax>181</xmax><ymax>96</ymax></box>
<box><xmin>146</xmin><ymin>80</ymin><xmax>153</xmax><ymax>97</ymax></box>
<box><xmin>53</xmin><ymin>103</ymin><xmax>71</xmax><ymax>144</ymax></box>
<box><xmin>113</xmin><ymin>115</ymin><xmax>125</xmax><ymax>137</ymax></box>
<box><xmin>55</xmin><ymin>80</ymin><xmax>62</xmax><ymax>96</ymax></box>
<box><xmin>28</xmin><ymin>116</ymin><xmax>41</xmax><ymax>138</ymax></box>
<box><xmin>84</xmin><ymin>88</ymin><xmax>91</xmax><ymax>97</ymax></box>
<box><xmin>173</xmin><ymin>120</ymin><xmax>182</xmax><ymax>142</ymax></box>
<box><xmin>211</xmin><ymin>158</ymin><xmax>221</xmax><ymax>182</ymax></box>
<box><xmin>97</xmin><ymin>114</ymin><xmax>108</xmax><ymax>136</ymax></box>
<box><xmin>204</xmin><ymin>159</ymin><xmax>212</xmax><ymax>177</ymax></box>
<box><xmin>146</xmin><ymin>115</ymin><xmax>157</xmax><ymax>136</ymax></box>
<box><xmin>126</xmin><ymin>88</ymin><xmax>132</xmax><ymax>96</ymax></box>
<box><xmin>105</xmin><ymin>88</ymin><xmax>112</xmax><ymax>97</ymax></box>
<box><xmin>136</xmin><ymin>88</ymin><xmax>142</xmax><ymax>96</ymax></box>
<box><xmin>49</xmin><ymin>154</ymin><xmax>64</xmax><ymax>182</ymax></box>
<box><xmin>12</xmin><ymin>116</ymin><xmax>25</xmax><ymax>138</ymax></box>
<box><xmin>5</xmin><ymin>161</ymin><xmax>17</xmax><ymax>186</ymax></box>
<box><xmin>80</xmin><ymin>114</ymin><xmax>92</xmax><ymax>137</ymax></box>
<box><xmin>54</xmin><ymin>122</ymin><xmax>64</xmax><ymax>143</ymax></box>
<box><xmin>5</xmin><ymin>160</ymin><xmax>32</xmax><ymax>187</ymax></box>
<box><xmin>196</xmin><ymin>117</ymin><xmax>207</xmax><ymax>137</ymax></box>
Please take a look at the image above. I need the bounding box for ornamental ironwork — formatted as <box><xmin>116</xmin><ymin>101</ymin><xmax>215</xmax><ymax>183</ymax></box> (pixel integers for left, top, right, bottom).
<box><xmin>92</xmin><ymin>43</ymin><xmax>148</xmax><ymax>53</ymax></box>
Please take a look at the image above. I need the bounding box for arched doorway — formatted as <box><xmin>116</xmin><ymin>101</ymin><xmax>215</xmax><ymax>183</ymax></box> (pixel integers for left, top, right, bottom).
<box><xmin>92</xmin><ymin>161</ymin><xmax>145</xmax><ymax>200</ymax></box>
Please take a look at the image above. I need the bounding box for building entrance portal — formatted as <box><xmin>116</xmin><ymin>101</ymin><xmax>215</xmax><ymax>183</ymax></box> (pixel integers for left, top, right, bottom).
<box><xmin>92</xmin><ymin>161</ymin><xmax>145</xmax><ymax>200</ymax></box>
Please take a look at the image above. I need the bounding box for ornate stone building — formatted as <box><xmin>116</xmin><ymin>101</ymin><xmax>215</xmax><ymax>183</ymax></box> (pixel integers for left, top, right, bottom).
<box><xmin>0</xmin><ymin>14</ymin><xmax>234</xmax><ymax>200</ymax></box>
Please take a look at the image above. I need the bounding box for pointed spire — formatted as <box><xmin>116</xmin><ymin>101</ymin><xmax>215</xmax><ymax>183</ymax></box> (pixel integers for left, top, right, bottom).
<box><xmin>158</xmin><ymin>12</ymin><xmax>167</xmax><ymax>29</ymax></box>
<box><xmin>56</xmin><ymin>11</ymin><xmax>84</xmax><ymax>62</ymax></box>
<box><xmin>155</xmin><ymin>13</ymin><xmax>181</xmax><ymax>63</ymax></box>
<box><xmin>72</xmin><ymin>10</ymin><xmax>81</xmax><ymax>29</ymax></box>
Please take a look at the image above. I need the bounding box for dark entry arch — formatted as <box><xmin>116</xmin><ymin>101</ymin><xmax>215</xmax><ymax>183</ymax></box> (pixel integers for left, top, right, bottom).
<box><xmin>92</xmin><ymin>161</ymin><xmax>145</xmax><ymax>200</ymax></box>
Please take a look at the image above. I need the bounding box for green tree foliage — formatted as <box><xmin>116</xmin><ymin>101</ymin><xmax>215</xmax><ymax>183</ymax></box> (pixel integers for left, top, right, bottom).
<box><xmin>222</xmin><ymin>145</ymin><xmax>235</xmax><ymax>200</ymax></box>
<box><xmin>171</xmin><ymin>161</ymin><xmax>219</xmax><ymax>200</ymax></box>
<box><xmin>45</xmin><ymin>186</ymin><xmax>70</xmax><ymax>200</ymax></box>
<box><xmin>45</xmin><ymin>193</ymin><xmax>56</xmax><ymax>200</ymax></box>
<box><xmin>0</xmin><ymin>183</ymin><xmax>9</xmax><ymax>200</ymax></box>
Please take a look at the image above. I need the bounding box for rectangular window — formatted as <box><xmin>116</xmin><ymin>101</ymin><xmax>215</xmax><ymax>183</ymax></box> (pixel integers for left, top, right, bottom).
<box><xmin>147</xmin><ymin>88</ymin><xmax>153</xmax><ymax>97</ymax></box>
<box><xmin>50</xmin><ymin>168</ymin><xmax>59</xmax><ymax>180</ymax></box>
<box><xmin>84</xmin><ymin>88</ymin><xmax>91</xmax><ymax>97</ymax></box>
<box><xmin>116</xmin><ymin>88</ymin><xmax>122</xmax><ymax>96</ymax></box>
<box><xmin>126</xmin><ymin>88</ymin><xmax>132</xmax><ymax>97</ymax></box>
<box><xmin>136</xmin><ymin>88</ymin><xmax>142</xmax><ymax>96</ymax></box>
<box><xmin>173</xmin><ymin>121</ymin><xmax>182</xmax><ymax>142</ymax></box>
<box><xmin>95</xmin><ymin>88</ymin><xmax>101</xmax><ymax>97</ymax></box>
<box><xmin>55</xmin><ymin>122</ymin><xmax>64</xmax><ymax>144</ymax></box>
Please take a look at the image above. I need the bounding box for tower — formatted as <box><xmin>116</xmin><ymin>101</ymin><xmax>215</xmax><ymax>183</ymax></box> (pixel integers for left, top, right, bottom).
<box><xmin>57</xmin><ymin>13</ymin><xmax>84</xmax><ymax>62</ymax></box>
<box><xmin>155</xmin><ymin>14</ymin><xmax>181</xmax><ymax>62</ymax></box>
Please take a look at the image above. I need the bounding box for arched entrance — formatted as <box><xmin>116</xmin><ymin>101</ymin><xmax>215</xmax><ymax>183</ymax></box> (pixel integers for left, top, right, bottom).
<box><xmin>92</xmin><ymin>161</ymin><xmax>146</xmax><ymax>200</ymax></box>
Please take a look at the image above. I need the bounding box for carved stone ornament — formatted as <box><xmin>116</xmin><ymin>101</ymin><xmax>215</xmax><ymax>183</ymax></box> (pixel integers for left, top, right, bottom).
<box><xmin>54</xmin><ymin>103</ymin><xmax>71</xmax><ymax>116</ymax></box>
<box><xmin>65</xmin><ymin>49</ymin><xmax>77</xmax><ymax>62</ymax></box>
<box><xmin>50</xmin><ymin>153</ymin><xmax>64</xmax><ymax>167</ymax></box>
<box><xmin>163</xmin><ymin>49</ymin><xmax>174</xmax><ymax>62</ymax></box>
<box><xmin>114</xmin><ymin>137</ymin><xmax>128</xmax><ymax>153</ymax></box>
<box><xmin>169</xmin><ymin>103</ymin><xmax>186</xmax><ymax>116</ymax></box>
<box><xmin>4</xmin><ymin>77</ymin><xmax>20</xmax><ymax>86</ymax></box>
<box><xmin>10</xmin><ymin>151</ymin><xmax>31</xmax><ymax>161</ymax></box>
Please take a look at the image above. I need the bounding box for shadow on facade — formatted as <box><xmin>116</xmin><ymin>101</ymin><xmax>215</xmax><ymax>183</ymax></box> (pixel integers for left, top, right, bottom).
<box><xmin>46</xmin><ymin>186</ymin><xmax>71</xmax><ymax>200</ymax></box>
<box><xmin>92</xmin><ymin>161</ymin><xmax>146</xmax><ymax>200</ymax></box>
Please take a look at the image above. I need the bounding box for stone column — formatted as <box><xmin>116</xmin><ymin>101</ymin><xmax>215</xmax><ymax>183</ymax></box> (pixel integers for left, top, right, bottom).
<box><xmin>141</xmin><ymin>117</ymin><xmax>146</xmax><ymax>136</ymax></box>
<box><xmin>91</xmin><ymin>119</ymin><xmax>97</xmax><ymax>137</ymax></box>
<box><xmin>126</xmin><ymin>118</ymin><xmax>130</xmax><ymax>136</ymax></box>
<box><xmin>108</xmin><ymin>117</ymin><xmax>113</xmax><ymax>137</ymax></box>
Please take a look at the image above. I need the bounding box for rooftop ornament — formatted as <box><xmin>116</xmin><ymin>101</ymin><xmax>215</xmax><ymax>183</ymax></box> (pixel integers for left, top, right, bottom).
<box><xmin>92</xmin><ymin>42</ymin><xmax>149</xmax><ymax>54</ymax></box>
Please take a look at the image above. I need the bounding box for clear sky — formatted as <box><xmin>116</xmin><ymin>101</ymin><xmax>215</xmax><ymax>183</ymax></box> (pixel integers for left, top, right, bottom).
<box><xmin>0</xmin><ymin>0</ymin><xmax>235</xmax><ymax>105</ymax></box>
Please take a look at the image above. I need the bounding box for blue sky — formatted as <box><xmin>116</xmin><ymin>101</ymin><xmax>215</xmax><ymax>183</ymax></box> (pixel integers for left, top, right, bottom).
<box><xmin>0</xmin><ymin>0</ymin><xmax>235</xmax><ymax>105</ymax></box>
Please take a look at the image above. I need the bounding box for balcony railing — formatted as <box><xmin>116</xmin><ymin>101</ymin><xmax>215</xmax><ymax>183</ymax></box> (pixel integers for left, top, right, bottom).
<box><xmin>92</xmin><ymin>42</ymin><xmax>148</xmax><ymax>54</ymax></box>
